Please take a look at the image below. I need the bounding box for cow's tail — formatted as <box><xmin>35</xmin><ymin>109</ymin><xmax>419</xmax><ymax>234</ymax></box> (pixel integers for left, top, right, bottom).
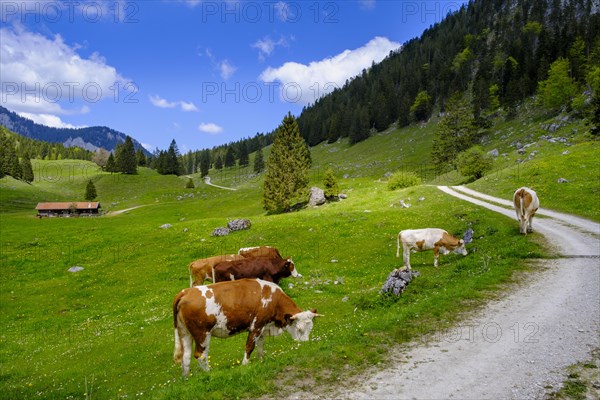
<box><xmin>188</xmin><ymin>262</ymin><xmax>194</xmax><ymax>288</ymax></box>
<box><xmin>517</xmin><ymin>189</ymin><xmax>525</xmax><ymax>219</ymax></box>
<box><xmin>173</xmin><ymin>292</ymin><xmax>184</xmax><ymax>363</ymax></box>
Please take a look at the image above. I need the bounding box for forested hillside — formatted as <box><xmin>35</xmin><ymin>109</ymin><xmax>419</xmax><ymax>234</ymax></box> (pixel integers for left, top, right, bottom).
<box><xmin>181</xmin><ymin>0</ymin><xmax>598</xmax><ymax>174</ymax></box>
<box><xmin>297</xmin><ymin>0</ymin><xmax>599</xmax><ymax>145</ymax></box>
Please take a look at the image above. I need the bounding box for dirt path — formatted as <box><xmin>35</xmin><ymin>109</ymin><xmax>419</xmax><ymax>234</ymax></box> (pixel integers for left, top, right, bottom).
<box><xmin>105</xmin><ymin>205</ymin><xmax>147</xmax><ymax>216</ymax></box>
<box><xmin>204</xmin><ymin>176</ymin><xmax>237</xmax><ymax>191</ymax></box>
<box><xmin>291</xmin><ymin>186</ymin><xmax>600</xmax><ymax>400</ymax></box>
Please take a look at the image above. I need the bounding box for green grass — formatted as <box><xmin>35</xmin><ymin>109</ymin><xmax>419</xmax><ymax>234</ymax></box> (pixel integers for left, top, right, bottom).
<box><xmin>0</xmin><ymin>107</ymin><xmax>597</xmax><ymax>399</ymax></box>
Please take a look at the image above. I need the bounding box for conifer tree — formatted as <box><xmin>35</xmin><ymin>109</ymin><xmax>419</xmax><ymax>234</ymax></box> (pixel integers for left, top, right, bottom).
<box><xmin>263</xmin><ymin>113</ymin><xmax>310</xmax><ymax>213</ymax></box>
<box><xmin>224</xmin><ymin>146</ymin><xmax>236</xmax><ymax>168</ymax></box>
<box><xmin>106</xmin><ymin>153</ymin><xmax>116</xmax><ymax>173</ymax></box>
<box><xmin>214</xmin><ymin>155</ymin><xmax>223</xmax><ymax>171</ymax></box>
<box><xmin>137</xmin><ymin>148</ymin><xmax>147</xmax><ymax>166</ymax></box>
<box><xmin>115</xmin><ymin>136</ymin><xmax>137</xmax><ymax>174</ymax></box>
<box><xmin>323</xmin><ymin>167</ymin><xmax>339</xmax><ymax>199</ymax></box>
<box><xmin>85</xmin><ymin>179</ymin><xmax>97</xmax><ymax>201</ymax></box>
<box><xmin>200</xmin><ymin>150</ymin><xmax>211</xmax><ymax>177</ymax></box>
<box><xmin>590</xmin><ymin>92</ymin><xmax>600</xmax><ymax>136</ymax></box>
<box><xmin>253</xmin><ymin>146</ymin><xmax>265</xmax><ymax>173</ymax></box>
<box><xmin>238</xmin><ymin>142</ymin><xmax>249</xmax><ymax>167</ymax></box>
<box><xmin>432</xmin><ymin>92</ymin><xmax>477</xmax><ymax>172</ymax></box>
<box><xmin>20</xmin><ymin>154</ymin><xmax>34</xmax><ymax>183</ymax></box>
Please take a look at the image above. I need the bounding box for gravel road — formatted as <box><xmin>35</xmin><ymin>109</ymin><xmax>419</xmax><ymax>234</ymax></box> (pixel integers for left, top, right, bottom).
<box><xmin>291</xmin><ymin>186</ymin><xmax>600</xmax><ymax>400</ymax></box>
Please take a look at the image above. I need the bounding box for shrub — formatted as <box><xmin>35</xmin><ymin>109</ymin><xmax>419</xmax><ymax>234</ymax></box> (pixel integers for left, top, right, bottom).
<box><xmin>185</xmin><ymin>178</ymin><xmax>195</xmax><ymax>189</ymax></box>
<box><xmin>456</xmin><ymin>146</ymin><xmax>493</xmax><ymax>180</ymax></box>
<box><xmin>387</xmin><ymin>171</ymin><xmax>422</xmax><ymax>190</ymax></box>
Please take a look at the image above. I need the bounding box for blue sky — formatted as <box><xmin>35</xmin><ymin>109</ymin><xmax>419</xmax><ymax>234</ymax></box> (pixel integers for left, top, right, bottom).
<box><xmin>1</xmin><ymin>0</ymin><xmax>466</xmax><ymax>152</ymax></box>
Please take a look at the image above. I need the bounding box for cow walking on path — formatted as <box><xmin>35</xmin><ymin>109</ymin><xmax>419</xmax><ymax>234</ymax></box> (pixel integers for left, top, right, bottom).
<box><xmin>513</xmin><ymin>187</ymin><xmax>539</xmax><ymax>235</ymax></box>
<box><xmin>173</xmin><ymin>279</ymin><xmax>321</xmax><ymax>375</ymax></box>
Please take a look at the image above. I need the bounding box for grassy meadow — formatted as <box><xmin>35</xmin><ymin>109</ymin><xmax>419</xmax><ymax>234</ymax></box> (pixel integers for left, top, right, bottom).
<box><xmin>0</xmin><ymin>111</ymin><xmax>598</xmax><ymax>399</ymax></box>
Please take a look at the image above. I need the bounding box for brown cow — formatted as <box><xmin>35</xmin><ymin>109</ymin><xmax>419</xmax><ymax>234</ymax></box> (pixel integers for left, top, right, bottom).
<box><xmin>188</xmin><ymin>254</ymin><xmax>246</xmax><ymax>286</ymax></box>
<box><xmin>173</xmin><ymin>278</ymin><xmax>322</xmax><ymax>375</ymax></box>
<box><xmin>513</xmin><ymin>187</ymin><xmax>540</xmax><ymax>235</ymax></box>
<box><xmin>213</xmin><ymin>256</ymin><xmax>300</xmax><ymax>284</ymax></box>
<box><xmin>238</xmin><ymin>245</ymin><xmax>283</xmax><ymax>259</ymax></box>
<box><xmin>396</xmin><ymin>228</ymin><xmax>468</xmax><ymax>269</ymax></box>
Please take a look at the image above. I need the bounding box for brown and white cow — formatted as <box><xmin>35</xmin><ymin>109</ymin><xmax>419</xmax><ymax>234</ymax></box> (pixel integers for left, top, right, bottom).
<box><xmin>238</xmin><ymin>245</ymin><xmax>283</xmax><ymax>259</ymax></box>
<box><xmin>396</xmin><ymin>228</ymin><xmax>468</xmax><ymax>269</ymax></box>
<box><xmin>173</xmin><ymin>278</ymin><xmax>322</xmax><ymax>375</ymax></box>
<box><xmin>188</xmin><ymin>254</ymin><xmax>246</xmax><ymax>286</ymax></box>
<box><xmin>513</xmin><ymin>187</ymin><xmax>540</xmax><ymax>235</ymax></box>
<box><xmin>213</xmin><ymin>256</ymin><xmax>299</xmax><ymax>284</ymax></box>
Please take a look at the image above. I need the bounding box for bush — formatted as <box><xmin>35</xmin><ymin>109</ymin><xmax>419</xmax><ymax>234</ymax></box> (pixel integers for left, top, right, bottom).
<box><xmin>456</xmin><ymin>146</ymin><xmax>493</xmax><ymax>180</ymax></box>
<box><xmin>185</xmin><ymin>178</ymin><xmax>195</xmax><ymax>189</ymax></box>
<box><xmin>387</xmin><ymin>171</ymin><xmax>422</xmax><ymax>190</ymax></box>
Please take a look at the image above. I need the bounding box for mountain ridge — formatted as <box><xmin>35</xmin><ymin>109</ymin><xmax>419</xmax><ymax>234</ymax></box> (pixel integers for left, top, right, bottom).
<box><xmin>0</xmin><ymin>106</ymin><xmax>151</xmax><ymax>156</ymax></box>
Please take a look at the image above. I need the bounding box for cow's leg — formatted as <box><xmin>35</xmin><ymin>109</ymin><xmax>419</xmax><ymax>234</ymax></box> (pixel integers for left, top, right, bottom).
<box><xmin>402</xmin><ymin>243</ymin><xmax>411</xmax><ymax>269</ymax></box>
<box><xmin>433</xmin><ymin>246</ymin><xmax>440</xmax><ymax>268</ymax></box>
<box><xmin>242</xmin><ymin>330</ymin><xmax>261</xmax><ymax>365</ymax></box>
<box><xmin>527</xmin><ymin>210</ymin><xmax>537</xmax><ymax>233</ymax></box>
<box><xmin>180</xmin><ymin>329</ymin><xmax>194</xmax><ymax>376</ymax></box>
<box><xmin>256</xmin><ymin>334</ymin><xmax>266</xmax><ymax>359</ymax></box>
<box><xmin>194</xmin><ymin>332</ymin><xmax>211</xmax><ymax>371</ymax></box>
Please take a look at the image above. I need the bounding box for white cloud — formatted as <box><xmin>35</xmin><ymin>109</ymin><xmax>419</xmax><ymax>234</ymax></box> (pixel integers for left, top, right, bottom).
<box><xmin>149</xmin><ymin>95</ymin><xmax>177</xmax><ymax>108</ymax></box>
<box><xmin>180</xmin><ymin>101</ymin><xmax>199</xmax><ymax>112</ymax></box>
<box><xmin>149</xmin><ymin>95</ymin><xmax>198</xmax><ymax>112</ymax></box>
<box><xmin>274</xmin><ymin>2</ymin><xmax>300</xmax><ymax>22</ymax></box>
<box><xmin>219</xmin><ymin>60</ymin><xmax>237</xmax><ymax>80</ymax></box>
<box><xmin>17</xmin><ymin>112</ymin><xmax>87</xmax><ymax>129</ymax></box>
<box><xmin>252</xmin><ymin>35</ymin><xmax>290</xmax><ymax>61</ymax></box>
<box><xmin>259</xmin><ymin>36</ymin><xmax>401</xmax><ymax>105</ymax></box>
<box><xmin>0</xmin><ymin>26</ymin><xmax>129</xmax><ymax>116</ymax></box>
<box><xmin>359</xmin><ymin>0</ymin><xmax>376</xmax><ymax>10</ymax></box>
<box><xmin>198</xmin><ymin>122</ymin><xmax>223</xmax><ymax>135</ymax></box>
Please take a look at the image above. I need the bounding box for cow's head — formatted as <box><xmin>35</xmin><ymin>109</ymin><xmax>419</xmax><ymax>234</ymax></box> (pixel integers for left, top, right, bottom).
<box><xmin>285</xmin><ymin>309</ymin><xmax>322</xmax><ymax>341</ymax></box>
<box><xmin>284</xmin><ymin>258</ymin><xmax>301</xmax><ymax>278</ymax></box>
<box><xmin>454</xmin><ymin>239</ymin><xmax>468</xmax><ymax>256</ymax></box>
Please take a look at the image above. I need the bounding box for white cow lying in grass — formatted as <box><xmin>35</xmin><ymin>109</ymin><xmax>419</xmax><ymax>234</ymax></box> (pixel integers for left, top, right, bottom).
<box><xmin>396</xmin><ymin>228</ymin><xmax>468</xmax><ymax>269</ymax></box>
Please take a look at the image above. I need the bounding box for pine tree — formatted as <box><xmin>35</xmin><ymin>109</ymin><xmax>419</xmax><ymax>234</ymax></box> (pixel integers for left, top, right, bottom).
<box><xmin>84</xmin><ymin>179</ymin><xmax>97</xmax><ymax>201</ymax></box>
<box><xmin>323</xmin><ymin>167</ymin><xmax>339</xmax><ymax>199</ymax></box>
<box><xmin>115</xmin><ymin>136</ymin><xmax>137</xmax><ymax>174</ymax></box>
<box><xmin>162</xmin><ymin>139</ymin><xmax>183</xmax><ymax>175</ymax></box>
<box><xmin>214</xmin><ymin>155</ymin><xmax>223</xmax><ymax>171</ymax></box>
<box><xmin>20</xmin><ymin>155</ymin><xmax>34</xmax><ymax>183</ymax></box>
<box><xmin>253</xmin><ymin>146</ymin><xmax>265</xmax><ymax>174</ymax></box>
<box><xmin>106</xmin><ymin>153</ymin><xmax>116</xmax><ymax>173</ymax></box>
<box><xmin>137</xmin><ymin>148</ymin><xmax>147</xmax><ymax>166</ymax></box>
<box><xmin>432</xmin><ymin>92</ymin><xmax>478</xmax><ymax>172</ymax></box>
<box><xmin>200</xmin><ymin>150</ymin><xmax>211</xmax><ymax>177</ymax></box>
<box><xmin>590</xmin><ymin>92</ymin><xmax>600</xmax><ymax>136</ymax></box>
<box><xmin>224</xmin><ymin>146</ymin><xmax>236</xmax><ymax>168</ymax></box>
<box><xmin>263</xmin><ymin>113</ymin><xmax>310</xmax><ymax>213</ymax></box>
<box><xmin>238</xmin><ymin>142</ymin><xmax>249</xmax><ymax>167</ymax></box>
